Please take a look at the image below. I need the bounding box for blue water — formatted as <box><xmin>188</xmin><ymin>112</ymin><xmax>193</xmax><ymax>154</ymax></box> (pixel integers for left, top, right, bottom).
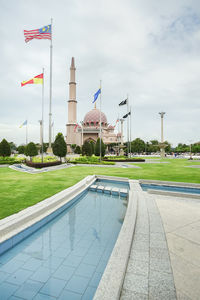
<box><xmin>0</xmin><ymin>190</ymin><xmax>127</xmax><ymax>299</ymax></box>
<box><xmin>140</xmin><ymin>183</ymin><xmax>200</xmax><ymax>195</ymax></box>
<box><xmin>96</xmin><ymin>179</ymin><xmax>129</xmax><ymax>190</ymax></box>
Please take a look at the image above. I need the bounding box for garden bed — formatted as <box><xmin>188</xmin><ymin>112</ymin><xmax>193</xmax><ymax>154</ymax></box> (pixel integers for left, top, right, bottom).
<box><xmin>26</xmin><ymin>160</ymin><xmax>62</xmax><ymax>169</ymax></box>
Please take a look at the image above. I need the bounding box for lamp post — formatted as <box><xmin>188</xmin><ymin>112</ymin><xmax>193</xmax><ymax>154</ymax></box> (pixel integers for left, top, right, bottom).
<box><xmin>159</xmin><ymin>112</ymin><xmax>166</xmax><ymax>158</ymax></box>
<box><xmin>189</xmin><ymin>140</ymin><xmax>193</xmax><ymax>160</ymax></box>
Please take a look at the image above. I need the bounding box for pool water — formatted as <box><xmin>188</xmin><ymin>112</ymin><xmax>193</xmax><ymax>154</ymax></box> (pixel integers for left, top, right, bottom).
<box><xmin>96</xmin><ymin>179</ymin><xmax>129</xmax><ymax>190</ymax></box>
<box><xmin>0</xmin><ymin>190</ymin><xmax>127</xmax><ymax>299</ymax></box>
<box><xmin>140</xmin><ymin>183</ymin><xmax>200</xmax><ymax>195</ymax></box>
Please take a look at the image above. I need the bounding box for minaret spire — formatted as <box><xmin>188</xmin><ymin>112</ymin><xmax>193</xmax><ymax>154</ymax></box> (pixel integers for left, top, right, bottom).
<box><xmin>71</xmin><ymin>57</ymin><xmax>75</xmax><ymax>68</ymax></box>
<box><xmin>66</xmin><ymin>57</ymin><xmax>78</xmax><ymax>152</ymax></box>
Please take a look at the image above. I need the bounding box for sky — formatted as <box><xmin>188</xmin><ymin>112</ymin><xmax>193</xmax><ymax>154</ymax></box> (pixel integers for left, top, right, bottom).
<box><xmin>1</xmin><ymin>0</ymin><xmax>200</xmax><ymax>147</ymax></box>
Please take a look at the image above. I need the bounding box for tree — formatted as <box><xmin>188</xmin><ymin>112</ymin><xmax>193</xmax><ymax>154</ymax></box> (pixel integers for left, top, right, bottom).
<box><xmin>74</xmin><ymin>145</ymin><xmax>81</xmax><ymax>154</ymax></box>
<box><xmin>0</xmin><ymin>139</ymin><xmax>11</xmax><ymax>157</ymax></box>
<box><xmin>90</xmin><ymin>141</ymin><xmax>95</xmax><ymax>155</ymax></box>
<box><xmin>17</xmin><ymin>145</ymin><xmax>25</xmax><ymax>154</ymax></box>
<box><xmin>148</xmin><ymin>140</ymin><xmax>159</xmax><ymax>153</ymax></box>
<box><xmin>95</xmin><ymin>138</ymin><xmax>106</xmax><ymax>157</ymax></box>
<box><xmin>131</xmin><ymin>138</ymin><xmax>145</xmax><ymax>153</ymax></box>
<box><xmin>163</xmin><ymin>141</ymin><xmax>171</xmax><ymax>153</ymax></box>
<box><xmin>71</xmin><ymin>144</ymin><xmax>76</xmax><ymax>152</ymax></box>
<box><xmin>9</xmin><ymin>142</ymin><xmax>17</xmax><ymax>153</ymax></box>
<box><xmin>52</xmin><ymin>133</ymin><xmax>67</xmax><ymax>161</ymax></box>
<box><xmin>25</xmin><ymin>142</ymin><xmax>38</xmax><ymax>161</ymax></box>
<box><xmin>175</xmin><ymin>143</ymin><xmax>189</xmax><ymax>153</ymax></box>
<box><xmin>82</xmin><ymin>141</ymin><xmax>92</xmax><ymax>156</ymax></box>
<box><xmin>192</xmin><ymin>143</ymin><xmax>200</xmax><ymax>153</ymax></box>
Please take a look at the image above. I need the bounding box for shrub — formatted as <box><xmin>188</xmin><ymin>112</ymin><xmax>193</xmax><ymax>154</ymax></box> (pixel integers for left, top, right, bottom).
<box><xmin>0</xmin><ymin>139</ymin><xmax>11</xmax><ymax>157</ymax></box>
<box><xmin>90</xmin><ymin>141</ymin><xmax>95</xmax><ymax>155</ymax></box>
<box><xmin>74</xmin><ymin>145</ymin><xmax>81</xmax><ymax>154</ymax></box>
<box><xmin>26</xmin><ymin>160</ymin><xmax>61</xmax><ymax>169</ymax></box>
<box><xmin>82</xmin><ymin>141</ymin><xmax>92</xmax><ymax>156</ymax></box>
<box><xmin>0</xmin><ymin>156</ymin><xmax>25</xmax><ymax>164</ymax></box>
<box><xmin>95</xmin><ymin>138</ymin><xmax>106</xmax><ymax>157</ymax></box>
<box><xmin>25</xmin><ymin>142</ymin><xmax>38</xmax><ymax>161</ymax></box>
<box><xmin>53</xmin><ymin>133</ymin><xmax>67</xmax><ymax>161</ymax></box>
<box><xmin>69</xmin><ymin>156</ymin><xmax>115</xmax><ymax>165</ymax></box>
<box><xmin>32</xmin><ymin>156</ymin><xmax>58</xmax><ymax>163</ymax></box>
<box><xmin>17</xmin><ymin>145</ymin><xmax>25</xmax><ymax>154</ymax></box>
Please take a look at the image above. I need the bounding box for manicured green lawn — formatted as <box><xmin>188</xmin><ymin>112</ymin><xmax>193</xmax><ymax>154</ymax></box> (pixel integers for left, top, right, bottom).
<box><xmin>0</xmin><ymin>158</ymin><xmax>199</xmax><ymax>219</ymax></box>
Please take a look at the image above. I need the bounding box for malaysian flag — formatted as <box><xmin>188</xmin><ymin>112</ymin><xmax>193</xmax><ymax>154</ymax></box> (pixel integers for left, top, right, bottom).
<box><xmin>24</xmin><ymin>25</ymin><xmax>51</xmax><ymax>43</ymax></box>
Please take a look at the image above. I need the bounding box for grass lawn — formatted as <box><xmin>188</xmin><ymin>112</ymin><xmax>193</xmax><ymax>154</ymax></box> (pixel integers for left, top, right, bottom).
<box><xmin>0</xmin><ymin>158</ymin><xmax>200</xmax><ymax>220</ymax></box>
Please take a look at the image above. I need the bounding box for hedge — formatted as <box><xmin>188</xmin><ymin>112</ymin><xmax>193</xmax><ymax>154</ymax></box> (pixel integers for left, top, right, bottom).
<box><xmin>26</xmin><ymin>160</ymin><xmax>62</xmax><ymax>169</ymax></box>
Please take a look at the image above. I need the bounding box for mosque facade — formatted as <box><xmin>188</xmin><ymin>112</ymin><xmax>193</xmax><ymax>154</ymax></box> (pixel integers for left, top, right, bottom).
<box><xmin>66</xmin><ymin>57</ymin><xmax>121</xmax><ymax>152</ymax></box>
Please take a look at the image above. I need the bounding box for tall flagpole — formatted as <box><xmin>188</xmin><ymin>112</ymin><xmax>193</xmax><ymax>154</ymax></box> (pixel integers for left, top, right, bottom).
<box><xmin>130</xmin><ymin>105</ymin><xmax>132</xmax><ymax>156</ymax></box>
<box><xmin>41</xmin><ymin>68</ymin><xmax>44</xmax><ymax>162</ymax></box>
<box><xmin>26</xmin><ymin>119</ymin><xmax>28</xmax><ymax>145</ymax></box>
<box><xmin>100</xmin><ymin>80</ymin><xmax>102</xmax><ymax>161</ymax></box>
<box><xmin>48</xmin><ymin>18</ymin><xmax>53</xmax><ymax>153</ymax></box>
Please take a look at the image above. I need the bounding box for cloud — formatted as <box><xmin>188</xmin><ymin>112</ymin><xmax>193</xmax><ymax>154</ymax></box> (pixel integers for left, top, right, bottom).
<box><xmin>1</xmin><ymin>0</ymin><xmax>200</xmax><ymax>147</ymax></box>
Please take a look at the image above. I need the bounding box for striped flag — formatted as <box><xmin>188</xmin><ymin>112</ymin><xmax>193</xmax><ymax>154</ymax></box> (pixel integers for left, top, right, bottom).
<box><xmin>21</xmin><ymin>73</ymin><xmax>43</xmax><ymax>87</ymax></box>
<box><xmin>19</xmin><ymin>120</ymin><xmax>27</xmax><ymax>128</ymax></box>
<box><xmin>74</xmin><ymin>123</ymin><xmax>79</xmax><ymax>132</ymax></box>
<box><xmin>114</xmin><ymin>118</ymin><xmax>119</xmax><ymax>128</ymax></box>
<box><xmin>24</xmin><ymin>25</ymin><xmax>51</xmax><ymax>43</ymax></box>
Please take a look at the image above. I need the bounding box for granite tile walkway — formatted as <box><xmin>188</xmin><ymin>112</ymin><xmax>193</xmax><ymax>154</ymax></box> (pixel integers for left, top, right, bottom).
<box><xmin>156</xmin><ymin>195</ymin><xmax>200</xmax><ymax>300</ymax></box>
<box><xmin>120</xmin><ymin>182</ymin><xmax>176</xmax><ymax>300</ymax></box>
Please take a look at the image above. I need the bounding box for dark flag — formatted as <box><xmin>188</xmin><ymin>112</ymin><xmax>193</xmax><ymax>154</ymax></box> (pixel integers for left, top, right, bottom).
<box><xmin>123</xmin><ymin>111</ymin><xmax>131</xmax><ymax>119</ymax></box>
<box><xmin>119</xmin><ymin>99</ymin><xmax>127</xmax><ymax>106</ymax></box>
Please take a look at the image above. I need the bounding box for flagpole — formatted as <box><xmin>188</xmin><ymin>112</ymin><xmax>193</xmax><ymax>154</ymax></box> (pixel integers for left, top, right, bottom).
<box><xmin>52</xmin><ymin>121</ymin><xmax>54</xmax><ymax>142</ymax></box>
<box><xmin>41</xmin><ymin>68</ymin><xmax>44</xmax><ymax>163</ymax></box>
<box><xmin>26</xmin><ymin>119</ymin><xmax>28</xmax><ymax>145</ymax></box>
<box><xmin>130</xmin><ymin>105</ymin><xmax>132</xmax><ymax>157</ymax></box>
<box><xmin>81</xmin><ymin>121</ymin><xmax>83</xmax><ymax>145</ymax></box>
<box><xmin>48</xmin><ymin>18</ymin><xmax>53</xmax><ymax>153</ymax></box>
<box><xmin>100</xmin><ymin>80</ymin><xmax>102</xmax><ymax>161</ymax></box>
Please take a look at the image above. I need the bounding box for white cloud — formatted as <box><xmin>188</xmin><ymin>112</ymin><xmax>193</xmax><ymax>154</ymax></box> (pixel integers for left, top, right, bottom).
<box><xmin>0</xmin><ymin>0</ymin><xmax>200</xmax><ymax>147</ymax></box>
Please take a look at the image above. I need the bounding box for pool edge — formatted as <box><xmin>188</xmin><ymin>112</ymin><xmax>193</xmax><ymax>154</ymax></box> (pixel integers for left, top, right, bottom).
<box><xmin>93</xmin><ymin>180</ymin><xmax>138</xmax><ymax>300</ymax></box>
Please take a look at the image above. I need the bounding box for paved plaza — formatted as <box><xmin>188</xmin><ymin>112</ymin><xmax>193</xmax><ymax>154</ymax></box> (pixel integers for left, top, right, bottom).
<box><xmin>156</xmin><ymin>195</ymin><xmax>200</xmax><ymax>300</ymax></box>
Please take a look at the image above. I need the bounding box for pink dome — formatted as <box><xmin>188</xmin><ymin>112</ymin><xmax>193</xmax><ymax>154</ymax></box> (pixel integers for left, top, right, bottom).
<box><xmin>83</xmin><ymin>108</ymin><xmax>107</xmax><ymax>126</ymax></box>
<box><xmin>108</xmin><ymin>125</ymin><xmax>114</xmax><ymax>130</ymax></box>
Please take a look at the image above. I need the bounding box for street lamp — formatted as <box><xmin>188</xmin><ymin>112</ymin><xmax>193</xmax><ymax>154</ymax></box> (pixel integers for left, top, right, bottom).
<box><xmin>159</xmin><ymin>112</ymin><xmax>166</xmax><ymax>158</ymax></box>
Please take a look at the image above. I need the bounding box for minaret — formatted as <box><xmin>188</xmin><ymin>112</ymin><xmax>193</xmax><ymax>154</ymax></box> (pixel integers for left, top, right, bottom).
<box><xmin>66</xmin><ymin>57</ymin><xmax>77</xmax><ymax>152</ymax></box>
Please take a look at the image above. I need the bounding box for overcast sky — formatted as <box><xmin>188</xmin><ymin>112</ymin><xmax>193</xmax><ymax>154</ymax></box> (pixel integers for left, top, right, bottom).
<box><xmin>1</xmin><ymin>0</ymin><xmax>200</xmax><ymax>147</ymax></box>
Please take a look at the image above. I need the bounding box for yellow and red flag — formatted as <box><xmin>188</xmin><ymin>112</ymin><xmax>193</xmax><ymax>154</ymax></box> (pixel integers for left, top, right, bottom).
<box><xmin>21</xmin><ymin>73</ymin><xmax>43</xmax><ymax>87</ymax></box>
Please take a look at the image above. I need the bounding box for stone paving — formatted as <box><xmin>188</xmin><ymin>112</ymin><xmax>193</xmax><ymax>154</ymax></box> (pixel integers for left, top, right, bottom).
<box><xmin>156</xmin><ymin>195</ymin><xmax>200</xmax><ymax>300</ymax></box>
<box><xmin>120</xmin><ymin>182</ymin><xmax>176</xmax><ymax>300</ymax></box>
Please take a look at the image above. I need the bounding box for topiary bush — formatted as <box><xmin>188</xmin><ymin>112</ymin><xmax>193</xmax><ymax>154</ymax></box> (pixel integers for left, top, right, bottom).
<box><xmin>0</xmin><ymin>139</ymin><xmax>11</xmax><ymax>157</ymax></box>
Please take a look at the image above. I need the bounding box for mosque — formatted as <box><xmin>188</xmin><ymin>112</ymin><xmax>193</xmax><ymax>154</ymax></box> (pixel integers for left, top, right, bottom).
<box><xmin>66</xmin><ymin>57</ymin><xmax>122</xmax><ymax>153</ymax></box>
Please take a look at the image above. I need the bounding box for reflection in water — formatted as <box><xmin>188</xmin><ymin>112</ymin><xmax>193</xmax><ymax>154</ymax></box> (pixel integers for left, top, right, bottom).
<box><xmin>0</xmin><ymin>189</ymin><xmax>127</xmax><ymax>299</ymax></box>
<box><xmin>92</xmin><ymin>227</ymin><xmax>100</xmax><ymax>241</ymax></box>
<box><xmin>69</xmin><ymin>206</ymin><xmax>76</xmax><ymax>251</ymax></box>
